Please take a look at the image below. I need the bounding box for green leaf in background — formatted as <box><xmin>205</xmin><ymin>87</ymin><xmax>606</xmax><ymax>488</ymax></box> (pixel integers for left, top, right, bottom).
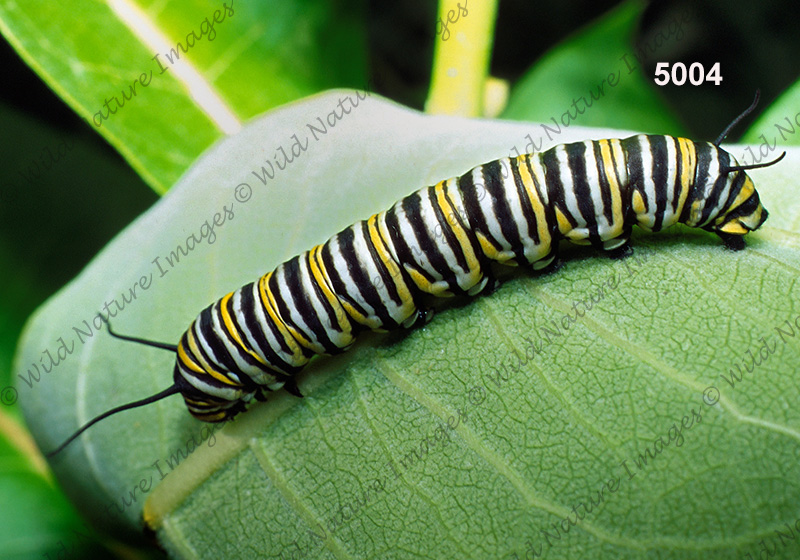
<box><xmin>501</xmin><ymin>0</ymin><xmax>686</xmax><ymax>136</ymax></box>
<box><xmin>0</xmin><ymin>240</ymin><xmax>41</xmax><ymax>403</ymax></box>
<box><xmin>0</xmin><ymin>0</ymin><xmax>367</xmax><ymax>194</ymax></box>
<box><xmin>15</xmin><ymin>93</ymin><xmax>800</xmax><ymax>558</ymax></box>
<box><xmin>742</xmin><ymin>77</ymin><xmax>800</xmax><ymax>147</ymax></box>
<box><xmin>0</xmin><ymin>411</ymin><xmax>119</xmax><ymax>560</ymax></box>
<box><xmin>0</xmin><ymin>98</ymin><xmax>157</xmax><ymax>559</ymax></box>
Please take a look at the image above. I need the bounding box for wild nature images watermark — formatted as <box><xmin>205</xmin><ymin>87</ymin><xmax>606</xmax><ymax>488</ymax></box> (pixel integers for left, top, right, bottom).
<box><xmin>8</xmin><ymin>87</ymin><xmax>371</xmax><ymax>405</ymax></box>
<box><xmin>243</xmin><ymin>83</ymin><xmax>373</xmax><ymax>191</ymax></box>
<box><xmin>719</xmin><ymin>316</ymin><xmax>800</xmax><ymax>389</ymax></box>
<box><xmin>499</xmin><ymin>308</ymin><xmax>800</xmax><ymax>559</ymax></box>
<box><xmin>466</xmin><ymin>250</ymin><xmax>650</xmax><ymax>409</ymax></box>
<box><xmin>433</xmin><ymin>0</ymin><xmax>468</xmax><ymax>41</ymax></box>
<box><xmin>16</xmin><ymin>90</ymin><xmax>377</xmax><ymax>554</ymax></box>
<box><xmin>506</xmin><ymin>388</ymin><xmax>715</xmax><ymax>560</ymax></box>
<box><xmin>10</xmin><ymin>195</ymin><xmax>241</xmax><ymax>405</ymax></box>
<box><xmin>285</xmin><ymin>253</ymin><xmax>651</xmax><ymax>559</ymax></box>
<box><xmin>102</xmin><ymin>419</ymin><xmax>230</xmax><ymax>519</ymax></box>
<box><xmin>10</xmin><ymin>0</ymin><xmax>243</xmax><ymax>424</ymax></box>
<box><xmin>34</xmin><ymin>419</ymin><xmax>228</xmax><ymax>558</ymax></box>
<box><xmin>501</xmin><ymin>8</ymin><xmax>692</xmax><ymax>170</ymax></box>
<box><xmin>283</xmin><ymin>407</ymin><xmax>469</xmax><ymax>560</ymax></box>
<box><xmin>736</xmin><ymin>107</ymin><xmax>800</xmax><ymax>168</ymax></box>
<box><xmin>34</xmin><ymin>422</ymin><xmax>231</xmax><ymax>559</ymax></box>
<box><xmin>91</xmin><ymin>1</ymin><xmax>234</xmax><ymax>128</ymax></box>
<box><xmin>742</xmin><ymin>515</ymin><xmax>800</xmax><ymax>560</ymax></box>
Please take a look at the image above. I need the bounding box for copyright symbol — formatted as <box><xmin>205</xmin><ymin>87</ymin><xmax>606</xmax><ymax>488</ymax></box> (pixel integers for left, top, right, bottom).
<box><xmin>1</xmin><ymin>386</ymin><xmax>17</xmax><ymax>406</ymax></box>
<box><xmin>235</xmin><ymin>183</ymin><xmax>252</xmax><ymax>203</ymax></box>
<box><xmin>468</xmin><ymin>386</ymin><xmax>486</xmax><ymax>407</ymax></box>
<box><xmin>702</xmin><ymin>386</ymin><xmax>720</xmax><ymax>406</ymax></box>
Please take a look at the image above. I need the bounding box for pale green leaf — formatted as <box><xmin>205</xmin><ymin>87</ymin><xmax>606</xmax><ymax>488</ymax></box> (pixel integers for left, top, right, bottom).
<box><xmin>15</xmin><ymin>92</ymin><xmax>800</xmax><ymax>559</ymax></box>
<box><xmin>0</xmin><ymin>0</ymin><xmax>366</xmax><ymax>193</ymax></box>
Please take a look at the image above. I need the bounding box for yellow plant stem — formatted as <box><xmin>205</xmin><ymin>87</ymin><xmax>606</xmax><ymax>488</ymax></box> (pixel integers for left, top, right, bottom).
<box><xmin>426</xmin><ymin>0</ymin><xmax>499</xmax><ymax>117</ymax></box>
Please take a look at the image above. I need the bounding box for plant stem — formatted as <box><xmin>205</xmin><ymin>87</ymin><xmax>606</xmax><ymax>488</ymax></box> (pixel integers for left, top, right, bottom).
<box><xmin>425</xmin><ymin>0</ymin><xmax>499</xmax><ymax>117</ymax></box>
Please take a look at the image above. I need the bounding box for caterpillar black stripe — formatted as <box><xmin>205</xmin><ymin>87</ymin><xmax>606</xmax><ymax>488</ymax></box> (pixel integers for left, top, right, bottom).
<box><xmin>47</xmin><ymin>93</ymin><xmax>785</xmax><ymax>457</ymax></box>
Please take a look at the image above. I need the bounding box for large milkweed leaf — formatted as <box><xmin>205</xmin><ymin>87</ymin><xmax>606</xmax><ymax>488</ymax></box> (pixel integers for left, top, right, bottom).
<box><xmin>0</xmin><ymin>0</ymin><xmax>367</xmax><ymax>194</ymax></box>
<box><xmin>15</xmin><ymin>92</ymin><xmax>800</xmax><ymax>558</ymax></box>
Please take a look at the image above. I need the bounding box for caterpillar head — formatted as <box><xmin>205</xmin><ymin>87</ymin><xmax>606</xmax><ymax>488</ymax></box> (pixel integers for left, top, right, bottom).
<box><xmin>694</xmin><ymin>90</ymin><xmax>784</xmax><ymax>251</ymax></box>
<box><xmin>171</xmin><ymin>362</ymin><xmax>253</xmax><ymax>423</ymax></box>
<box><xmin>699</xmin><ymin>151</ymin><xmax>781</xmax><ymax>250</ymax></box>
<box><xmin>170</xmin><ymin>328</ymin><xmax>257</xmax><ymax>423</ymax></box>
<box><xmin>171</xmin><ymin>318</ymin><xmax>304</xmax><ymax>423</ymax></box>
<box><xmin>46</xmin><ymin>318</ymin><xmax>297</xmax><ymax>457</ymax></box>
<box><xmin>47</xmin><ymin>322</ymin><xmax>256</xmax><ymax>457</ymax></box>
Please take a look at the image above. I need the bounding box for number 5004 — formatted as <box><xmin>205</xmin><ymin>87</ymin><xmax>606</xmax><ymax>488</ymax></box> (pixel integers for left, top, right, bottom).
<box><xmin>654</xmin><ymin>62</ymin><xmax>722</xmax><ymax>86</ymax></box>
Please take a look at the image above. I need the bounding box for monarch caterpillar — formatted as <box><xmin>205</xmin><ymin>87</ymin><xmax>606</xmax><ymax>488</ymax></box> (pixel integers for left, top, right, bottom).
<box><xmin>47</xmin><ymin>93</ymin><xmax>785</xmax><ymax>458</ymax></box>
